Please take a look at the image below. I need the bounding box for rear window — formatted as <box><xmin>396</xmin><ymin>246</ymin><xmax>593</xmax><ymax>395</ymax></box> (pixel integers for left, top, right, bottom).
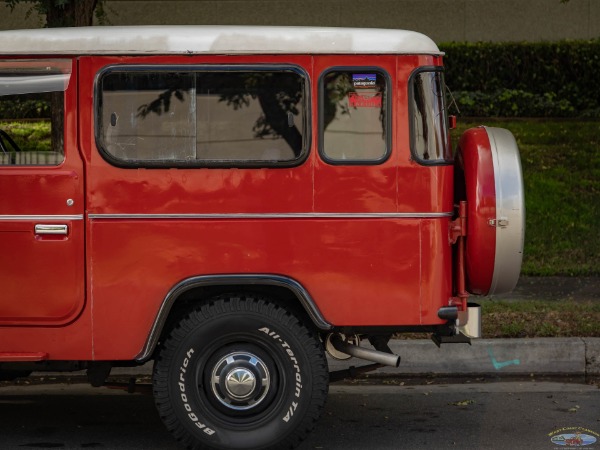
<box><xmin>320</xmin><ymin>69</ymin><xmax>390</xmax><ymax>164</ymax></box>
<box><xmin>97</xmin><ymin>66</ymin><xmax>308</xmax><ymax>167</ymax></box>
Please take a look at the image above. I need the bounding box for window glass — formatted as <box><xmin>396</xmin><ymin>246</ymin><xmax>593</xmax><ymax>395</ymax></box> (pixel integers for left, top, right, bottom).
<box><xmin>410</xmin><ymin>70</ymin><xmax>452</xmax><ymax>164</ymax></box>
<box><xmin>99</xmin><ymin>68</ymin><xmax>307</xmax><ymax>166</ymax></box>
<box><xmin>0</xmin><ymin>60</ymin><xmax>69</xmax><ymax>166</ymax></box>
<box><xmin>321</xmin><ymin>70</ymin><xmax>388</xmax><ymax>163</ymax></box>
<box><xmin>101</xmin><ymin>72</ymin><xmax>196</xmax><ymax>162</ymax></box>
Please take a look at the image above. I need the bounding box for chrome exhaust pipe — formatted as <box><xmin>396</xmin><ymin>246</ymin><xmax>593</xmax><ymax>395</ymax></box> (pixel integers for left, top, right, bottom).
<box><xmin>330</xmin><ymin>336</ymin><xmax>400</xmax><ymax>368</ymax></box>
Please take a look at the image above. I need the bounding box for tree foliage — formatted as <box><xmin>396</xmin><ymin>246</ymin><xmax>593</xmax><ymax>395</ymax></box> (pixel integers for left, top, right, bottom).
<box><xmin>5</xmin><ymin>0</ymin><xmax>106</xmax><ymax>27</ymax></box>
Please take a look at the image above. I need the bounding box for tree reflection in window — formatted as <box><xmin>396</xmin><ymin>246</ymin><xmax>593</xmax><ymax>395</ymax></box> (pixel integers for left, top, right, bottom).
<box><xmin>100</xmin><ymin>69</ymin><xmax>306</xmax><ymax>164</ymax></box>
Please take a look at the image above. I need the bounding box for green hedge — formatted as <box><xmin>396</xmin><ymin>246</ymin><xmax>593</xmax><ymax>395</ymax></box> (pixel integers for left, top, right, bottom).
<box><xmin>439</xmin><ymin>41</ymin><xmax>600</xmax><ymax>117</ymax></box>
<box><xmin>0</xmin><ymin>95</ymin><xmax>51</xmax><ymax>120</ymax></box>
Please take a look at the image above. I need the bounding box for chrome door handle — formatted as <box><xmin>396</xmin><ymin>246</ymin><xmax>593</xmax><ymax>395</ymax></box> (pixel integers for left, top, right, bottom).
<box><xmin>35</xmin><ymin>224</ymin><xmax>68</xmax><ymax>235</ymax></box>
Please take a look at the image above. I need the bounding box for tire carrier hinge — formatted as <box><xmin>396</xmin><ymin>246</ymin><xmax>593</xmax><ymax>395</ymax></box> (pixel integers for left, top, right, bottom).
<box><xmin>449</xmin><ymin>201</ymin><xmax>469</xmax><ymax>312</ymax></box>
<box><xmin>434</xmin><ymin>201</ymin><xmax>472</xmax><ymax>346</ymax></box>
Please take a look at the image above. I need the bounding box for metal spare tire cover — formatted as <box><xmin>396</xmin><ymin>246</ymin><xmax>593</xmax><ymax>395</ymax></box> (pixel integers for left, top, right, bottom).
<box><xmin>458</xmin><ymin>126</ymin><xmax>525</xmax><ymax>296</ymax></box>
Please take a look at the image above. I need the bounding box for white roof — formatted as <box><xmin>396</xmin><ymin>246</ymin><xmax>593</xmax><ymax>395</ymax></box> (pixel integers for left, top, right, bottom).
<box><xmin>0</xmin><ymin>26</ymin><xmax>441</xmax><ymax>56</ymax></box>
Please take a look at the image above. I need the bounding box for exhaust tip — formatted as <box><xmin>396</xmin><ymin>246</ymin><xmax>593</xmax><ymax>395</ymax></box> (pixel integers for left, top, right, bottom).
<box><xmin>328</xmin><ymin>334</ymin><xmax>401</xmax><ymax>368</ymax></box>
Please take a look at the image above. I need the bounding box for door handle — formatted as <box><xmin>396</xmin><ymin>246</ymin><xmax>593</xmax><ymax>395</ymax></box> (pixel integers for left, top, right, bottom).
<box><xmin>35</xmin><ymin>224</ymin><xmax>68</xmax><ymax>235</ymax></box>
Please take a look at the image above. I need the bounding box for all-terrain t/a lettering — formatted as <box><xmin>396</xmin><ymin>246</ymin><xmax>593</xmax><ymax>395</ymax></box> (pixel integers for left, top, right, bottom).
<box><xmin>259</xmin><ymin>326</ymin><xmax>304</xmax><ymax>420</ymax></box>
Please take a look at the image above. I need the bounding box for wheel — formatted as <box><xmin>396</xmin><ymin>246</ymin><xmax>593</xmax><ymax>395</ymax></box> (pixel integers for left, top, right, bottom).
<box><xmin>153</xmin><ymin>294</ymin><xmax>329</xmax><ymax>450</ymax></box>
<box><xmin>456</xmin><ymin>126</ymin><xmax>525</xmax><ymax>295</ymax></box>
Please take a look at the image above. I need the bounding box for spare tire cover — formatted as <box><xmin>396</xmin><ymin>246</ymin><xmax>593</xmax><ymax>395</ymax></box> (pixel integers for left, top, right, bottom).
<box><xmin>457</xmin><ymin>126</ymin><xmax>525</xmax><ymax>296</ymax></box>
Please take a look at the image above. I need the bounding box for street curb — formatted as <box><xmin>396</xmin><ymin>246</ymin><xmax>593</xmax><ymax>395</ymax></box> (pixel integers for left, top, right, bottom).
<box><xmin>586</xmin><ymin>338</ymin><xmax>600</xmax><ymax>375</ymax></box>
<box><xmin>327</xmin><ymin>337</ymin><xmax>600</xmax><ymax>377</ymax></box>
<box><xmin>40</xmin><ymin>338</ymin><xmax>600</xmax><ymax>379</ymax></box>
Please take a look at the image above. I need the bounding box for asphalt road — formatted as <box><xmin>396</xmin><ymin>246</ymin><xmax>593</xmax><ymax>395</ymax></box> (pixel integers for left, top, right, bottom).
<box><xmin>0</xmin><ymin>379</ymin><xmax>598</xmax><ymax>450</ymax></box>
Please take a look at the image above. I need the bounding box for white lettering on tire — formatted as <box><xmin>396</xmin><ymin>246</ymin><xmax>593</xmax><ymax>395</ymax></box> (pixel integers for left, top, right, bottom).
<box><xmin>258</xmin><ymin>327</ymin><xmax>303</xmax><ymax>423</ymax></box>
<box><xmin>177</xmin><ymin>347</ymin><xmax>216</xmax><ymax>436</ymax></box>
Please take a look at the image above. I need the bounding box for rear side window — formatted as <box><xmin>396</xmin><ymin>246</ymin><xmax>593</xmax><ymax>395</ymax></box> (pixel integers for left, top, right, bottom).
<box><xmin>409</xmin><ymin>68</ymin><xmax>452</xmax><ymax>164</ymax></box>
<box><xmin>97</xmin><ymin>66</ymin><xmax>308</xmax><ymax>167</ymax></box>
<box><xmin>320</xmin><ymin>69</ymin><xmax>390</xmax><ymax>164</ymax></box>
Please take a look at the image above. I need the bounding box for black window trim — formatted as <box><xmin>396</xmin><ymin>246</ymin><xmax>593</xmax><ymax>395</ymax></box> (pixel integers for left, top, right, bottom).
<box><xmin>408</xmin><ymin>65</ymin><xmax>453</xmax><ymax>167</ymax></box>
<box><xmin>318</xmin><ymin>66</ymin><xmax>392</xmax><ymax>166</ymax></box>
<box><xmin>94</xmin><ymin>63</ymin><xmax>311</xmax><ymax>169</ymax></box>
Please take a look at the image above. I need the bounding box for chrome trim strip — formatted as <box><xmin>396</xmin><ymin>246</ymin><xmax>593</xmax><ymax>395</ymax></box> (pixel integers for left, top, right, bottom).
<box><xmin>90</xmin><ymin>212</ymin><xmax>452</xmax><ymax>220</ymax></box>
<box><xmin>135</xmin><ymin>274</ymin><xmax>332</xmax><ymax>362</ymax></box>
<box><xmin>0</xmin><ymin>215</ymin><xmax>83</xmax><ymax>221</ymax></box>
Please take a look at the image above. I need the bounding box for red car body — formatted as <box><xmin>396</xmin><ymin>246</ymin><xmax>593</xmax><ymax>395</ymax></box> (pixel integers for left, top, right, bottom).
<box><xmin>0</xmin><ymin>26</ymin><xmax>524</xmax><ymax>450</ymax></box>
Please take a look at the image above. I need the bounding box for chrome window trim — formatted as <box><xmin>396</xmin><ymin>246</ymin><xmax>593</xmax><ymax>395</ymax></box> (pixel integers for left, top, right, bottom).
<box><xmin>95</xmin><ymin>64</ymin><xmax>310</xmax><ymax>169</ymax></box>
<box><xmin>319</xmin><ymin>66</ymin><xmax>392</xmax><ymax>166</ymax></box>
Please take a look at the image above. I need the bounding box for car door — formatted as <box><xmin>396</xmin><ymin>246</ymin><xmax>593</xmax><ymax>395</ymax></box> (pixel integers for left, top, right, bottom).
<box><xmin>0</xmin><ymin>58</ymin><xmax>85</xmax><ymax>326</ymax></box>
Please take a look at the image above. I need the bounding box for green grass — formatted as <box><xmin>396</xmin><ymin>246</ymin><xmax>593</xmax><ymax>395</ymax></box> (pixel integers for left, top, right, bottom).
<box><xmin>480</xmin><ymin>299</ymin><xmax>600</xmax><ymax>338</ymax></box>
<box><xmin>452</xmin><ymin>119</ymin><xmax>600</xmax><ymax>276</ymax></box>
<box><xmin>0</xmin><ymin>120</ymin><xmax>52</xmax><ymax>153</ymax></box>
<box><xmin>394</xmin><ymin>299</ymin><xmax>600</xmax><ymax>338</ymax></box>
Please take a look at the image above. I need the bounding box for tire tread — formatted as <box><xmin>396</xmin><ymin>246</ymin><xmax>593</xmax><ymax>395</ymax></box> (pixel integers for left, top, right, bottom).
<box><xmin>153</xmin><ymin>294</ymin><xmax>328</xmax><ymax>450</ymax></box>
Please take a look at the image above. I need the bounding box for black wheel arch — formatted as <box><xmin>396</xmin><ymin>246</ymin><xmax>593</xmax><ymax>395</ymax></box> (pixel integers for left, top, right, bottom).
<box><xmin>135</xmin><ymin>274</ymin><xmax>332</xmax><ymax>362</ymax></box>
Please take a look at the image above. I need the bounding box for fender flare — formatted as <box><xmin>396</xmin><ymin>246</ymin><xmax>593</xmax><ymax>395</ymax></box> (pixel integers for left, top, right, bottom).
<box><xmin>135</xmin><ymin>274</ymin><xmax>332</xmax><ymax>362</ymax></box>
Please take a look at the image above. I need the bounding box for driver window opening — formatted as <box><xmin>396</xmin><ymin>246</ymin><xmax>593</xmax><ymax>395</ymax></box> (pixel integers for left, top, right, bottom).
<box><xmin>0</xmin><ymin>59</ymin><xmax>70</xmax><ymax>166</ymax></box>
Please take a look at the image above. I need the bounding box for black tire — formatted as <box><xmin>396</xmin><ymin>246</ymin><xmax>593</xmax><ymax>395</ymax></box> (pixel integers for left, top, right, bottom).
<box><xmin>153</xmin><ymin>294</ymin><xmax>329</xmax><ymax>450</ymax></box>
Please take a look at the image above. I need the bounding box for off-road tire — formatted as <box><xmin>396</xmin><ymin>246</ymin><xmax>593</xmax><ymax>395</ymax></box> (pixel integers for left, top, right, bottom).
<box><xmin>153</xmin><ymin>294</ymin><xmax>329</xmax><ymax>450</ymax></box>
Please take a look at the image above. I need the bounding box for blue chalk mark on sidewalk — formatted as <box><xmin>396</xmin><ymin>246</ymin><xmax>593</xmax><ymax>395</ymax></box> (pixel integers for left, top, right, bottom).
<box><xmin>487</xmin><ymin>347</ymin><xmax>520</xmax><ymax>370</ymax></box>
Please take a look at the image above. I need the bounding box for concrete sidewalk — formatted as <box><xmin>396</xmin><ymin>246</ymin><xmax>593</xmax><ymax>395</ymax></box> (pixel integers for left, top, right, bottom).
<box><xmin>327</xmin><ymin>337</ymin><xmax>600</xmax><ymax>377</ymax></box>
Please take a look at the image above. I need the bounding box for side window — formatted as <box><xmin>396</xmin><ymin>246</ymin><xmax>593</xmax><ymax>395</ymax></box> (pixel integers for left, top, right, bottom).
<box><xmin>320</xmin><ymin>69</ymin><xmax>390</xmax><ymax>164</ymax></box>
<box><xmin>97</xmin><ymin>67</ymin><xmax>308</xmax><ymax>167</ymax></box>
<box><xmin>409</xmin><ymin>68</ymin><xmax>452</xmax><ymax>164</ymax></box>
<box><xmin>0</xmin><ymin>60</ymin><xmax>69</xmax><ymax>166</ymax></box>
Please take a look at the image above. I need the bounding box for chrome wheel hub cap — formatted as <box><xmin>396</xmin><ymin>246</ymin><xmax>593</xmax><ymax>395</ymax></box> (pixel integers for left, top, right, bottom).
<box><xmin>225</xmin><ymin>368</ymin><xmax>256</xmax><ymax>399</ymax></box>
<box><xmin>211</xmin><ymin>352</ymin><xmax>270</xmax><ymax>411</ymax></box>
